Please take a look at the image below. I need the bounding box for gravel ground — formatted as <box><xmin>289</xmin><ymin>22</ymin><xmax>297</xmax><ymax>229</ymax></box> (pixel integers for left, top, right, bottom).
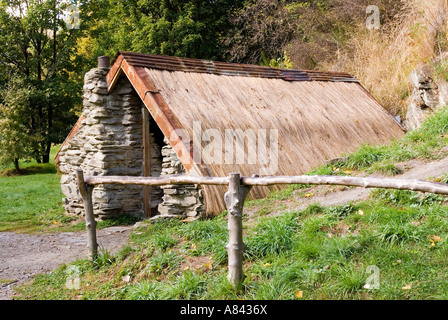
<box><xmin>0</xmin><ymin>225</ymin><xmax>134</xmax><ymax>300</ymax></box>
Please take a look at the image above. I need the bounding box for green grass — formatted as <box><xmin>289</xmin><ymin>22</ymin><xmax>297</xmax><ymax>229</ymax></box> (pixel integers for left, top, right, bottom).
<box><xmin>0</xmin><ymin>145</ymin><xmax>76</xmax><ymax>232</ymax></box>
<box><xmin>0</xmin><ymin>145</ymin><xmax>140</xmax><ymax>233</ymax></box>
<box><xmin>9</xmin><ymin>107</ymin><xmax>448</xmax><ymax>299</ymax></box>
<box><xmin>325</xmin><ymin>106</ymin><xmax>448</xmax><ymax>173</ymax></box>
<box><xmin>13</xmin><ymin>194</ymin><xmax>448</xmax><ymax>300</ymax></box>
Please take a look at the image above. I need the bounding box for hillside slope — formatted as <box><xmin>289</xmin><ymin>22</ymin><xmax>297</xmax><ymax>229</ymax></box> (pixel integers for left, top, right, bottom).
<box><xmin>10</xmin><ymin>105</ymin><xmax>448</xmax><ymax>300</ymax></box>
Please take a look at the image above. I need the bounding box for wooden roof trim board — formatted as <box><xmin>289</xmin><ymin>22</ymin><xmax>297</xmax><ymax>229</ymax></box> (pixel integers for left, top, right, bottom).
<box><xmin>54</xmin><ymin>114</ymin><xmax>85</xmax><ymax>165</ymax></box>
<box><xmin>106</xmin><ymin>53</ymin><xmax>124</xmax><ymax>92</ymax></box>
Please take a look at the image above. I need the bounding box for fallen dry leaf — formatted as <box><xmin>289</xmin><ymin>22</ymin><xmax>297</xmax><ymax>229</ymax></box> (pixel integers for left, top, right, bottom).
<box><xmin>428</xmin><ymin>235</ymin><xmax>442</xmax><ymax>247</ymax></box>
<box><xmin>429</xmin><ymin>235</ymin><xmax>442</xmax><ymax>242</ymax></box>
<box><xmin>304</xmin><ymin>193</ymin><xmax>313</xmax><ymax>198</ymax></box>
<box><xmin>402</xmin><ymin>283</ymin><xmax>412</xmax><ymax>290</ymax></box>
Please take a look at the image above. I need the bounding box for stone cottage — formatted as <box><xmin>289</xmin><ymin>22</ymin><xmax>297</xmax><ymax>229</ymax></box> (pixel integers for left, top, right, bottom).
<box><xmin>56</xmin><ymin>52</ymin><xmax>404</xmax><ymax>220</ymax></box>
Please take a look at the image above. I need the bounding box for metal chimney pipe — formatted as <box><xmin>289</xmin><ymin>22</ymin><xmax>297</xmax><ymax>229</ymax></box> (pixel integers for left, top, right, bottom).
<box><xmin>98</xmin><ymin>56</ymin><xmax>110</xmax><ymax>69</ymax></box>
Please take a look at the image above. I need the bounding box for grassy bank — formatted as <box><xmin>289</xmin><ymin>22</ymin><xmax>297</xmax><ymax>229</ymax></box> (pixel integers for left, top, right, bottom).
<box><xmin>0</xmin><ymin>145</ymin><xmax>139</xmax><ymax>233</ymax></box>
<box><xmin>15</xmin><ymin>194</ymin><xmax>448</xmax><ymax>300</ymax></box>
<box><xmin>12</xmin><ymin>107</ymin><xmax>448</xmax><ymax>300</ymax></box>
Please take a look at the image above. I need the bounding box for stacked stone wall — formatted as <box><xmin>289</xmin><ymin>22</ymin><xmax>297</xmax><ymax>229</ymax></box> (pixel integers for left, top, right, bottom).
<box><xmin>58</xmin><ymin>68</ymin><xmax>144</xmax><ymax>219</ymax></box>
<box><xmin>158</xmin><ymin>138</ymin><xmax>204</xmax><ymax>218</ymax></box>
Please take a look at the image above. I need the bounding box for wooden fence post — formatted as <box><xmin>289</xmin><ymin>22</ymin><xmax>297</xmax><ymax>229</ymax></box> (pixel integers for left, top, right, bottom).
<box><xmin>142</xmin><ymin>106</ymin><xmax>152</xmax><ymax>218</ymax></box>
<box><xmin>224</xmin><ymin>172</ymin><xmax>252</xmax><ymax>287</ymax></box>
<box><xmin>76</xmin><ymin>169</ymin><xmax>98</xmax><ymax>260</ymax></box>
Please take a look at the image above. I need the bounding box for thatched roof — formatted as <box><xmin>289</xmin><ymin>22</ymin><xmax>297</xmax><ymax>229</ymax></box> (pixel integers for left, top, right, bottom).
<box><xmin>62</xmin><ymin>52</ymin><xmax>405</xmax><ymax>216</ymax></box>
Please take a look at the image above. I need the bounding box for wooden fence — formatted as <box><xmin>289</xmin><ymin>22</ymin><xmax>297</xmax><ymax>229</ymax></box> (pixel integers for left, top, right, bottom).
<box><xmin>76</xmin><ymin>168</ymin><xmax>448</xmax><ymax>287</ymax></box>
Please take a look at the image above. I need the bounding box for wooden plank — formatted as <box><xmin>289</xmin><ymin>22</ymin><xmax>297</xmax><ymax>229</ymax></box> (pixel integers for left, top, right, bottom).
<box><xmin>241</xmin><ymin>175</ymin><xmax>448</xmax><ymax>195</ymax></box>
<box><xmin>106</xmin><ymin>54</ymin><xmax>124</xmax><ymax>92</ymax></box>
<box><xmin>83</xmin><ymin>174</ymin><xmax>448</xmax><ymax>196</ymax></box>
<box><xmin>225</xmin><ymin>173</ymin><xmax>252</xmax><ymax>287</ymax></box>
<box><xmin>54</xmin><ymin>114</ymin><xmax>85</xmax><ymax>165</ymax></box>
<box><xmin>85</xmin><ymin>175</ymin><xmax>230</xmax><ymax>186</ymax></box>
<box><xmin>142</xmin><ymin>107</ymin><xmax>152</xmax><ymax>218</ymax></box>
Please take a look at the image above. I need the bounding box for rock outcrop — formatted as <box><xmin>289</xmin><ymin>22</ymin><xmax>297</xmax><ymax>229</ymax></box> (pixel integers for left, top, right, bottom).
<box><xmin>406</xmin><ymin>53</ymin><xmax>448</xmax><ymax>130</ymax></box>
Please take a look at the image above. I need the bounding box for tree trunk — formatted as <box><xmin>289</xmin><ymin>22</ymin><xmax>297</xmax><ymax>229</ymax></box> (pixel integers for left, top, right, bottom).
<box><xmin>42</xmin><ymin>140</ymin><xmax>51</xmax><ymax>163</ymax></box>
<box><xmin>13</xmin><ymin>158</ymin><xmax>21</xmax><ymax>173</ymax></box>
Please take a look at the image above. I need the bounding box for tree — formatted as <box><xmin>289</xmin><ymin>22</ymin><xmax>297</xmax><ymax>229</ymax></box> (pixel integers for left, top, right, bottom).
<box><xmin>0</xmin><ymin>0</ymin><xmax>100</xmax><ymax>164</ymax></box>
<box><xmin>88</xmin><ymin>0</ymin><xmax>245</xmax><ymax>60</ymax></box>
<box><xmin>223</xmin><ymin>0</ymin><xmax>297</xmax><ymax>65</ymax></box>
<box><xmin>0</xmin><ymin>78</ymin><xmax>39</xmax><ymax>172</ymax></box>
<box><xmin>222</xmin><ymin>0</ymin><xmax>405</xmax><ymax>68</ymax></box>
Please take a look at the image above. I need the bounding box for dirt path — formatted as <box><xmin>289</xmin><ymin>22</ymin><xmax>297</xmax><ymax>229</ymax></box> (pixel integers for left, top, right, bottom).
<box><xmin>246</xmin><ymin>155</ymin><xmax>448</xmax><ymax>218</ymax></box>
<box><xmin>0</xmin><ymin>225</ymin><xmax>135</xmax><ymax>300</ymax></box>
<box><xmin>299</xmin><ymin>156</ymin><xmax>448</xmax><ymax>208</ymax></box>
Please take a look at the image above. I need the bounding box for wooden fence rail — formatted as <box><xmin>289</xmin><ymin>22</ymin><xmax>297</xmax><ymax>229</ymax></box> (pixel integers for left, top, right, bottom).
<box><xmin>76</xmin><ymin>168</ymin><xmax>448</xmax><ymax>286</ymax></box>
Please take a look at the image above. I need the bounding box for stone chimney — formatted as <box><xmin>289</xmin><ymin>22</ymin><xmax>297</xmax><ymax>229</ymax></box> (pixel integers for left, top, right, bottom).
<box><xmin>58</xmin><ymin>57</ymin><xmax>145</xmax><ymax>219</ymax></box>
